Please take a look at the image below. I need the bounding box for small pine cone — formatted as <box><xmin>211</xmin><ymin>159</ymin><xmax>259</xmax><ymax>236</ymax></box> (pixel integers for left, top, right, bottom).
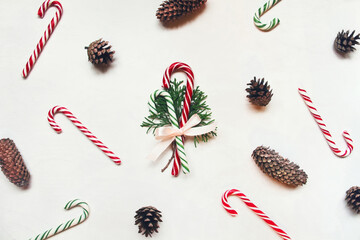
<box><xmin>156</xmin><ymin>0</ymin><xmax>207</xmax><ymax>23</ymax></box>
<box><xmin>246</xmin><ymin>77</ymin><xmax>273</xmax><ymax>106</ymax></box>
<box><xmin>85</xmin><ymin>39</ymin><xmax>115</xmax><ymax>65</ymax></box>
<box><xmin>346</xmin><ymin>186</ymin><xmax>360</xmax><ymax>213</ymax></box>
<box><xmin>135</xmin><ymin>206</ymin><xmax>162</xmax><ymax>237</ymax></box>
<box><xmin>334</xmin><ymin>30</ymin><xmax>360</xmax><ymax>53</ymax></box>
<box><xmin>252</xmin><ymin>146</ymin><xmax>308</xmax><ymax>187</ymax></box>
<box><xmin>0</xmin><ymin>139</ymin><xmax>30</xmax><ymax>187</ymax></box>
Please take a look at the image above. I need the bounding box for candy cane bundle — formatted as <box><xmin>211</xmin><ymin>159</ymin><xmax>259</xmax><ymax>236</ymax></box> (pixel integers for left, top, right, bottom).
<box><xmin>148</xmin><ymin>89</ymin><xmax>190</xmax><ymax>173</ymax></box>
<box><xmin>142</xmin><ymin>62</ymin><xmax>216</xmax><ymax>176</ymax></box>
<box><xmin>22</xmin><ymin>0</ymin><xmax>63</xmax><ymax>78</ymax></box>
<box><xmin>162</xmin><ymin>62</ymin><xmax>195</xmax><ymax>176</ymax></box>
<box><xmin>254</xmin><ymin>0</ymin><xmax>281</xmax><ymax>31</ymax></box>
<box><xmin>222</xmin><ymin>189</ymin><xmax>291</xmax><ymax>240</ymax></box>
<box><xmin>29</xmin><ymin>199</ymin><xmax>89</xmax><ymax>240</ymax></box>
<box><xmin>298</xmin><ymin>88</ymin><xmax>353</xmax><ymax>157</ymax></box>
<box><xmin>48</xmin><ymin>106</ymin><xmax>121</xmax><ymax>165</ymax></box>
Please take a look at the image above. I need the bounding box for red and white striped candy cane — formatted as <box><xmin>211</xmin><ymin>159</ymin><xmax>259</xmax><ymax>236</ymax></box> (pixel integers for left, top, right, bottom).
<box><xmin>162</xmin><ymin>62</ymin><xmax>194</xmax><ymax>176</ymax></box>
<box><xmin>48</xmin><ymin>106</ymin><xmax>121</xmax><ymax>165</ymax></box>
<box><xmin>222</xmin><ymin>189</ymin><xmax>291</xmax><ymax>240</ymax></box>
<box><xmin>22</xmin><ymin>0</ymin><xmax>63</xmax><ymax>78</ymax></box>
<box><xmin>298</xmin><ymin>88</ymin><xmax>353</xmax><ymax>157</ymax></box>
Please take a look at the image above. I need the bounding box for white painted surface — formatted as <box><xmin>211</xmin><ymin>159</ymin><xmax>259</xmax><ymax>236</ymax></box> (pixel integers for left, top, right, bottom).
<box><xmin>0</xmin><ymin>0</ymin><xmax>359</xmax><ymax>239</ymax></box>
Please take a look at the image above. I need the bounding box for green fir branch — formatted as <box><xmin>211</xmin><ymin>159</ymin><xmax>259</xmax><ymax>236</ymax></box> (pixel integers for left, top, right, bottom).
<box><xmin>141</xmin><ymin>79</ymin><xmax>216</xmax><ymax>146</ymax></box>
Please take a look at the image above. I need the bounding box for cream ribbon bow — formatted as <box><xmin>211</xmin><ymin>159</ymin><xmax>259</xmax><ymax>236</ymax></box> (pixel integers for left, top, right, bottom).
<box><xmin>147</xmin><ymin>114</ymin><xmax>217</xmax><ymax>161</ymax></box>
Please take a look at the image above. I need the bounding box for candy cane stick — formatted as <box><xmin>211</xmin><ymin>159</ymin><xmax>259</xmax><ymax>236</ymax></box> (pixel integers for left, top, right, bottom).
<box><xmin>22</xmin><ymin>0</ymin><xmax>63</xmax><ymax>78</ymax></box>
<box><xmin>298</xmin><ymin>88</ymin><xmax>353</xmax><ymax>157</ymax></box>
<box><xmin>29</xmin><ymin>199</ymin><xmax>89</xmax><ymax>240</ymax></box>
<box><xmin>162</xmin><ymin>62</ymin><xmax>194</xmax><ymax>176</ymax></box>
<box><xmin>254</xmin><ymin>0</ymin><xmax>281</xmax><ymax>31</ymax></box>
<box><xmin>48</xmin><ymin>106</ymin><xmax>121</xmax><ymax>165</ymax></box>
<box><xmin>148</xmin><ymin>89</ymin><xmax>189</xmax><ymax>172</ymax></box>
<box><xmin>222</xmin><ymin>189</ymin><xmax>291</xmax><ymax>240</ymax></box>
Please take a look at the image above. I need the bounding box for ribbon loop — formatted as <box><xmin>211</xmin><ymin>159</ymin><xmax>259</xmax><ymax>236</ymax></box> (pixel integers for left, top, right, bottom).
<box><xmin>148</xmin><ymin>114</ymin><xmax>216</xmax><ymax>162</ymax></box>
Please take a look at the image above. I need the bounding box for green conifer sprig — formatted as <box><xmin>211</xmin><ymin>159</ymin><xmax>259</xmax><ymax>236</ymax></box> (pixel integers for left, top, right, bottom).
<box><xmin>141</xmin><ymin>79</ymin><xmax>216</xmax><ymax>146</ymax></box>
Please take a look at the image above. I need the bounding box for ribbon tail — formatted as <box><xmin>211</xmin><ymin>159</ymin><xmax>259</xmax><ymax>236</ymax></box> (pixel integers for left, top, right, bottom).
<box><xmin>146</xmin><ymin>137</ymin><xmax>175</xmax><ymax>162</ymax></box>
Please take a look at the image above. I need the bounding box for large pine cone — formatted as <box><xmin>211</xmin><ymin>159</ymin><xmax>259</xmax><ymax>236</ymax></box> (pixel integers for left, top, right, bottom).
<box><xmin>346</xmin><ymin>186</ymin><xmax>360</xmax><ymax>213</ymax></box>
<box><xmin>85</xmin><ymin>39</ymin><xmax>115</xmax><ymax>65</ymax></box>
<box><xmin>246</xmin><ymin>77</ymin><xmax>273</xmax><ymax>106</ymax></box>
<box><xmin>0</xmin><ymin>139</ymin><xmax>30</xmax><ymax>187</ymax></box>
<box><xmin>156</xmin><ymin>0</ymin><xmax>207</xmax><ymax>23</ymax></box>
<box><xmin>252</xmin><ymin>146</ymin><xmax>307</xmax><ymax>187</ymax></box>
<box><xmin>135</xmin><ymin>206</ymin><xmax>162</xmax><ymax>237</ymax></box>
<box><xmin>334</xmin><ymin>30</ymin><xmax>360</xmax><ymax>53</ymax></box>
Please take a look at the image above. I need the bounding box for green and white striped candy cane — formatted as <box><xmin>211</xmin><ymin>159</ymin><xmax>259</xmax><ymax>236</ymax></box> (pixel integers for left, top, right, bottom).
<box><xmin>254</xmin><ymin>0</ymin><xmax>281</xmax><ymax>31</ymax></box>
<box><xmin>149</xmin><ymin>89</ymin><xmax>190</xmax><ymax>174</ymax></box>
<box><xmin>29</xmin><ymin>199</ymin><xmax>90</xmax><ymax>240</ymax></box>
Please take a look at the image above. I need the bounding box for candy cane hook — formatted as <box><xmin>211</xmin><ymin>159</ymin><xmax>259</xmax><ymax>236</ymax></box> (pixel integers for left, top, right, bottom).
<box><xmin>29</xmin><ymin>199</ymin><xmax>89</xmax><ymax>240</ymax></box>
<box><xmin>298</xmin><ymin>88</ymin><xmax>353</xmax><ymax>157</ymax></box>
<box><xmin>254</xmin><ymin>0</ymin><xmax>281</xmax><ymax>31</ymax></box>
<box><xmin>222</xmin><ymin>189</ymin><xmax>291</xmax><ymax>240</ymax></box>
<box><xmin>22</xmin><ymin>0</ymin><xmax>63</xmax><ymax>78</ymax></box>
<box><xmin>162</xmin><ymin>62</ymin><xmax>194</xmax><ymax>176</ymax></box>
<box><xmin>48</xmin><ymin>106</ymin><xmax>121</xmax><ymax>165</ymax></box>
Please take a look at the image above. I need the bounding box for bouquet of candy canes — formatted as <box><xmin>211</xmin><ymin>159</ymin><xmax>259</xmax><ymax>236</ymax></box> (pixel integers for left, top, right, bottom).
<box><xmin>141</xmin><ymin>62</ymin><xmax>216</xmax><ymax>176</ymax></box>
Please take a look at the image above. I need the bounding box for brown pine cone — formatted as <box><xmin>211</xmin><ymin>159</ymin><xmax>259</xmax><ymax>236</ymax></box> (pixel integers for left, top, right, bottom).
<box><xmin>246</xmin><ymin>77</ymin><xmax>273</xmax><ymax>106</ymax></box>
<box><xmin>135</xmin><ymin>206</ymin><xmax>162</xmax><ymax>237</ymax></box>
<box><xmin>334</xmin><ymin>30</ymin><xmax>360</xmax><ymax>53</ymax></box>
<box><xmin>0</xmin><ymin>138</ymin><xmax>30</xmax><ymax>187</ymax></box>
<box><xmin>346</xmin><ymin>186</ymin><xmax>360</xmax><ymax>213</ymax></box>
<box><xmin>252</xmin><ymin>146</ymin><xmax>308</xmax><ymax>187</ymax></box>
<box><xmin>85</xmin><ymin>39</ymin><xmax>115</xmax><ymax>65</ymax></box>
<box><xmin>156</xmin><ymin>0</ymin><xmax>207</xmax><ymax>23</ymax></box>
